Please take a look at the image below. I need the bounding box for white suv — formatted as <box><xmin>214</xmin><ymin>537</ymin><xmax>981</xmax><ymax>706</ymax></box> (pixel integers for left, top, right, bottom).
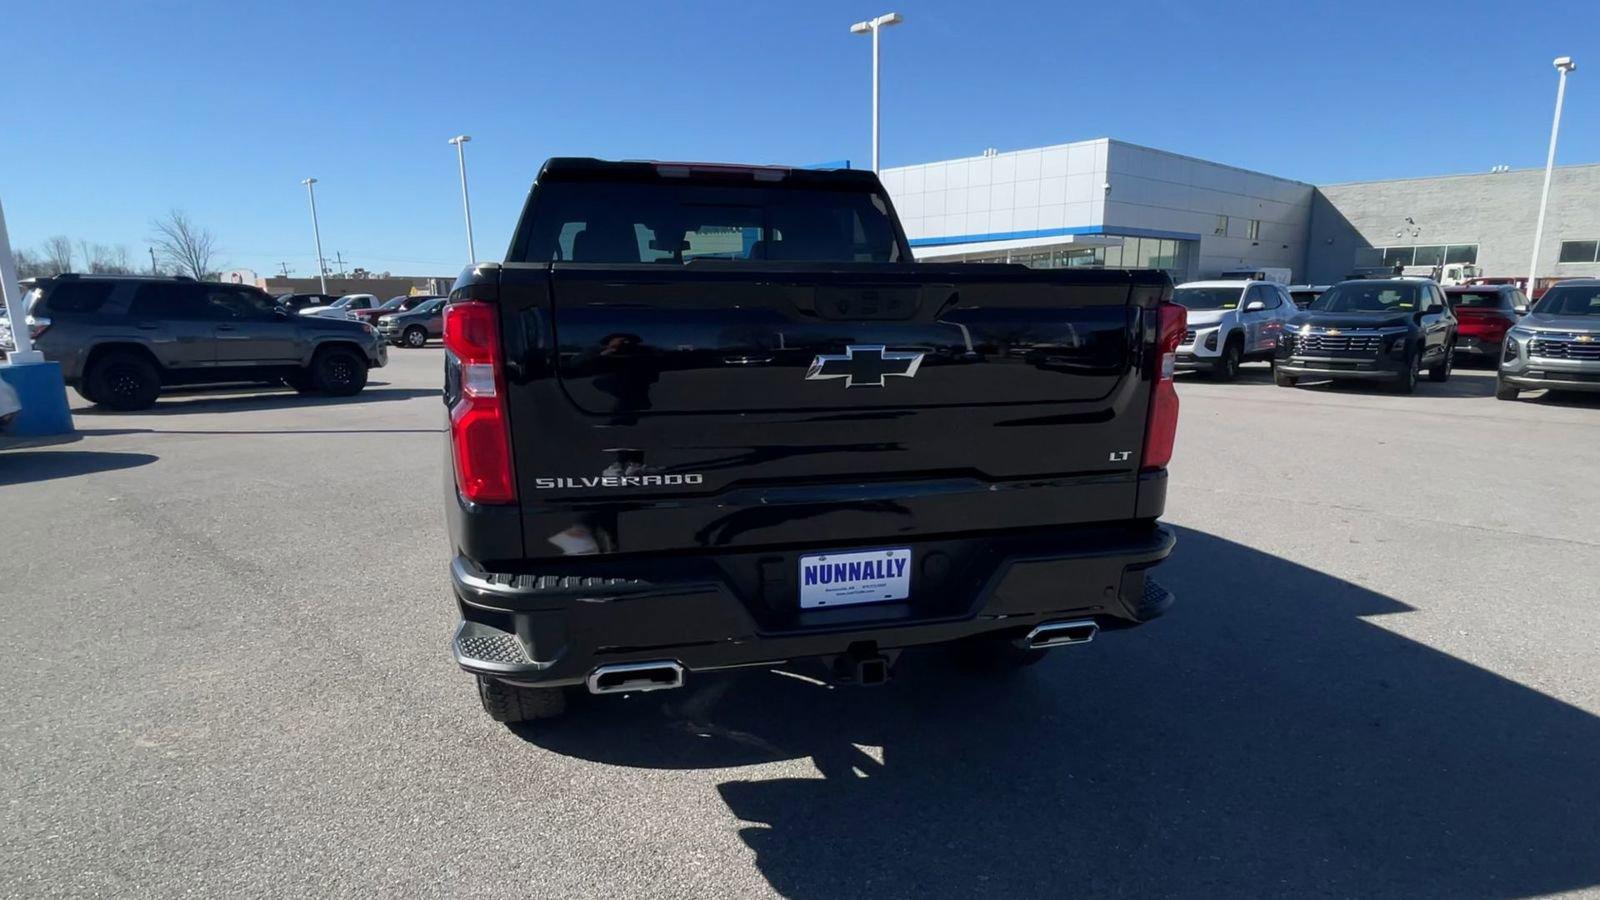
<box><xmin>1172</xmin><ymin>280</ymin><xmax>1298</xmax><ymax>380</ymax></box>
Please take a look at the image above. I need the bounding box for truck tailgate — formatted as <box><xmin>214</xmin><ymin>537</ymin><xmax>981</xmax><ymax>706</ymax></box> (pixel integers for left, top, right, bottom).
<box><xmin>494</xmin><ymin>262</ymin><xmax>1167</xmax><ymax>559</ymax></box>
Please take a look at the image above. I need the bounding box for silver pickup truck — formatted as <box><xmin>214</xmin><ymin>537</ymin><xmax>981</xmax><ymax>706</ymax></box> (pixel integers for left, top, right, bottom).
<box><xmin>1498</xmin><ymin>279</ymin><xmax>1600</xmax><ymax>401</ymax></box>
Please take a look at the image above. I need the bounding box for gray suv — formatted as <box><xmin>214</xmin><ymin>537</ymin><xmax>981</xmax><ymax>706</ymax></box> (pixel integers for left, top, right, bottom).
<box><xmin>376</xmin><ymin>296</ymin><xmax>445</xmax><ymax>348</ymax></box>
<box><xmin>25</xmin><ymin>274</ymin><xmax>387</xmax><ymax>410</ymax></box>
<box><xmin>1498</xmin><ymin>279</ymin><xmax>1600</xmax><ymax>401</ymax></box>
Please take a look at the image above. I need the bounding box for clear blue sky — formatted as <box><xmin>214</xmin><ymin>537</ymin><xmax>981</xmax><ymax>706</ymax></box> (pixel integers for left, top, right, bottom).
<box><xmin>3</xmin><ymin>0</ymin><xmax>1597</xmax><ymax>278</ymax></box>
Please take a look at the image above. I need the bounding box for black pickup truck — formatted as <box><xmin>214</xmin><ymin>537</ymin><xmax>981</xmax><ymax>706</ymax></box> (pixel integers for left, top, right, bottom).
<box><xmin>444</xmin><ymin>158</ymin><xmax>1185</xmax><ymax>723</ymax></box>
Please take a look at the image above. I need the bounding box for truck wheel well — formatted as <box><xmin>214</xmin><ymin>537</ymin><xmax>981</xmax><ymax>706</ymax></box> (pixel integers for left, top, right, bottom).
<box><xmin>85</xmin><ymin>343</ymin><xmax>163</xmax><ymax>378</ymax></box>
<box><xmin>310</xmin><ymin>341</ymin><xmax>366</xmax><ymax>363</ymax></box>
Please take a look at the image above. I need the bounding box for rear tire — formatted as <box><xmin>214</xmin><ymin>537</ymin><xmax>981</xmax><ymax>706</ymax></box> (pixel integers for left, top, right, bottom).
<box><xmin>86</xmin><ymin>350</ymin><xmax>161</xmax><ymax>411</ymax></box>
<box><xmin>1428</xmin><ymin>342</ymin><xmax>1454</xmax><ymax>382</ymax></box>
<box><xmin>476</xmin><ymin>676</ymin><xmax>567</xmax><ymax>723</ymax></box>
<box><xmin>946</xmin><ymin>633</ymin><xmax>1048</xmax><ymax>671</ymax></box>
<box><xmin>403</xmin><ymin>325</ymin><xmax>428</xmax><ymax>348</ymax></box>
<box><xmin>1274</xmin><ymin>370</ymin><xmax>1298</xmax><ymax>387</ymax></box>
<box><xmin>1495</xmin><ymin>378</ymin><xmax>1520</xmax><ymax>401</ymax></box>
<box><xmin>309</xmin><ymin>346</ymin><xmax>368</xmax><ymax>396</ymax></box>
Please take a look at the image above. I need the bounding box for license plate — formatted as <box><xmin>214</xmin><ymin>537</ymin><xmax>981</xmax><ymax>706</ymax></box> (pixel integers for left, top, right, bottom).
<box><xmin>799</xmin><ymin>548</ymin><xmax>911</xmax><ymax>609</ymax></box>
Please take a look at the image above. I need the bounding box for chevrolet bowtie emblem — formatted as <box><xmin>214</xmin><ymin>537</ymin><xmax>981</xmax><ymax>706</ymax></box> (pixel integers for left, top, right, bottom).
<box><xmin>1578</xmin><ymin>335</ymin><xmax>1595</xmax><ymax>343</ymax></box>
<box><xmin>806</xmin><ymin>345</ymin><xmax>924</xmax><ymax>388</ymax></box>
<box><xmin>1325</xmin><ymin>328</ymin><xmax>1342</xmax><ymax>336</ymax></box>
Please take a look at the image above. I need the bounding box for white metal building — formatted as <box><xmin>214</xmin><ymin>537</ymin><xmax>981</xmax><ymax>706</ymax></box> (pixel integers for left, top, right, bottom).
<box><xmin>879</xmin><ymin>139</ymin><xmax>1314</xmax><ymax>283</ymax></box>
<box><xmin>879</xmin><ymin>138</ymin><xmax>1600</xmax><ymax>287</ymax></box>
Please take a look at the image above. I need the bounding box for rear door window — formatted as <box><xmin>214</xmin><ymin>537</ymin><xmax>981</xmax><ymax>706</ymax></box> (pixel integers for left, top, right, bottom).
<box><xmin>201</xmin><ymin>287</ymin><xmax>279</xmax><ymax>320</ymax></box>
<box><xmin>129</xmin><ymin>282</ymin><xmax>207</xmax><ymax>319</ymax></box>
<box><xmin>40</xmin><ymin>281</ymin><xmax>116</xmax><ymax>316</ymax></box>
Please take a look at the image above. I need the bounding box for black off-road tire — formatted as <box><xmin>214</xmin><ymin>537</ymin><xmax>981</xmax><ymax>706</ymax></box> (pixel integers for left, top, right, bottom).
<box><xmin>403</xmin><ymin>326</ymin><xmax>428</xmax><ymax>348</ymax></box>
<box><xmin>1495</xmin><ymin>379</ymin><xmax>1520</xmax><ymax>401</ymax></box>
<box><xmin>309</xmin><ymin>346</ymin><xmax>369</xmax><ymax>396</ymax></box>
<box><xmin>476</xmin><ymin>676</ymin><xmax>568</xmax><ymax>723</ymax></box>
<box><xmin>86</xmin><ymin>350</ymin><xmax>161</xmax><ymax>411</ymax></box>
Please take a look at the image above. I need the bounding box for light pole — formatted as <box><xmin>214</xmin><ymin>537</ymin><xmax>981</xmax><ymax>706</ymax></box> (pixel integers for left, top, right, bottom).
<box><xmin>1528</xmin><ymin>56</ymin><xmax>1576</xmax><ymax>298</ymax></box>
<box><xmin>448</xmin><ymin>135</ymin><xmax>477</xmax><ymax>263</ymax></box>
<box><xmin>301</xmin><ymin>177</ymin><xmax>327</xmax><ymax>293</ymax></box>
<box><xmin>0</xmin><ymin>198</ymin><xmax>41</xmax><ymax>362</ymax></box>
<box><xmin>849</xmin><ymin>12</ymin><xmax>903</xmax><ymax>172</ymax></box>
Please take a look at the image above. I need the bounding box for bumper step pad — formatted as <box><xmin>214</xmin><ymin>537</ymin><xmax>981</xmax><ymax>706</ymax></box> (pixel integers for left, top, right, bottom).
<box><xmin>1135</xmin><ymin>579</ymin><xmax>1175</xmax><ymax>620</ymax></box>
<box><xmin>454</xmin><ymin>620</ymin><xmax>533</xmax><ymax>669</ymax></box>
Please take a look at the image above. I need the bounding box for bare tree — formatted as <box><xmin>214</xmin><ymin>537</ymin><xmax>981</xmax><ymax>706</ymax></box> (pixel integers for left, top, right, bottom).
<box><xmin>76</xmin><ymin>241</ymin><xmax>135</xmax><ymax>274</ymax></box>
<box><xmin>11</xmin><ymin>248</ymin><xmax>50</xmax><ymax>280</ymax></box>
<box><xmin>150</xmin><ymin>210</ymin><xmax>219</xmax><ymax>280</ymax></box>
<box><xmin>41</xmin><ymin>235</ymin><xmax>74</xmax><ymax>274</ymax></box>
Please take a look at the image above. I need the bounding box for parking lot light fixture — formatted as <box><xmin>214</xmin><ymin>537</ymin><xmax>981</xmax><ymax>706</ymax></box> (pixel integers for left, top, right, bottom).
<box><xmin>301</xmin><ymin>178</ymin><xmax>328</xmax><ymax>294</ymax></box>
<box><xmin>449</xmin><ymin>135</ymin><xmax>476</xmax><ymax>264</ymax></box>
<box><xmin>1528</xmin><ymin>56</ymin><xmax>1576</xmax><ymax>297</ymax></box>
<box><xmin>849</xmin><ymin>12</ymin><xmax>904</xmax><ymax>173</ymax></box>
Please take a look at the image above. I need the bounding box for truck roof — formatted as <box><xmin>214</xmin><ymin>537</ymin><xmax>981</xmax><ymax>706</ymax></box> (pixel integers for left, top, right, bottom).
<box><xmin>536</xmin><ymin>157</ymin><xmax>884</xmax><ymax>190</ymax></box>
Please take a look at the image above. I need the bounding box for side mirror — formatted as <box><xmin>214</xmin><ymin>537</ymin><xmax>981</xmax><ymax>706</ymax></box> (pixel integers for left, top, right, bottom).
<box><xmin>1244</xmin><ymin>300</ymin><xmax>1266</xmax><ymax>312</ymax></box>
<box><xmin>1513</xmin><ymin>305</ymin><xmax>1529</xmax><ymax>316</ymax></box>
<box><xmin>1426</xmin><ymin>304</ymin><xmax>1444</xmax><ymax>315</ymax></box>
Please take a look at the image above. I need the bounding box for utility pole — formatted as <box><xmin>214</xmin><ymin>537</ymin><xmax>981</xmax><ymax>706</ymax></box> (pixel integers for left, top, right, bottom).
<box><xmin>148</xmin><ymin>247</ymin><xmax>158</xmax><ymax>275</ymax></box>
<box><xmin>331</xmin><ymin>251</ymin><xmax>347</xmax><ymax>278</ymax></box>
<box><xmin>277</xmin><ymin>262</ymin><xmax>292</xmax><ymax>277</ymax></box>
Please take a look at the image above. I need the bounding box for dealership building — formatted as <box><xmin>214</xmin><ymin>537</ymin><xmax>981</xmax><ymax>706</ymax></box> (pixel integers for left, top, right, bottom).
<box><xmin>879</xmin><ymin>138</ymin><xmax>1600</xmax><ymax>285</ymax></box>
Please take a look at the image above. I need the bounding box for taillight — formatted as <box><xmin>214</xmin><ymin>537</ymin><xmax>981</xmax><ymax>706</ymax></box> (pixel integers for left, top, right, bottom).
<box><xmin>1142</xmin><ymin>301</ymin><xmax>1186</xmax><ymax>472</ymax></box>
<box><xmin>443</xmin><ymin>301</ymin><xmax>515</xmax><ymax>504</ymax></box>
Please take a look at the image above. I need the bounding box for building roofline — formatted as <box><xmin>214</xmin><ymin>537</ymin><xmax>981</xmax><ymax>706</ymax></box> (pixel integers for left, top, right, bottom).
<box><xmin>1104</xmin><ymin>139</ymin><xmax>1316</xmax><ymax>188</ymax></box>
<box><xmin>1318</xmin><ymin>160</ymin><xmax>1600</xmax><ymax>189</ymax></box>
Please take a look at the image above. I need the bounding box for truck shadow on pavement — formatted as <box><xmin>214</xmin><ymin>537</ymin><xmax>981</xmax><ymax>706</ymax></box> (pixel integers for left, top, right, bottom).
<box><xmin>519</xmin><ymin>526</ymin><xmax>1600</xmax><ymax>898</ymax></box>
<box><xmin>72</xmin><ymin>386</ymin><xmax>438</xmax><ymax>415</ymax></box>
<box><xmin>0</xmin><ymin>450</ymin><xmax>158</xmax><ymax>486</ymax></box>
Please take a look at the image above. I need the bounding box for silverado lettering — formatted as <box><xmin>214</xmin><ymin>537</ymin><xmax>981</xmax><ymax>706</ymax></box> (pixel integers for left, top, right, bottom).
<box><xmin>444</xmin><ymin>157</ymin><xmax>1184</xmax><ymax>725</ymax></box>
<box><xmin>532</xmin><ymin>474</ymin><xmax>705</xmax><ymax>489</ymax></box>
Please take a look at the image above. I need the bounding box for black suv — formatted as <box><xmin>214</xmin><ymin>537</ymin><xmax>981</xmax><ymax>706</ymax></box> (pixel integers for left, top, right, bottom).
<box><xmin>1274</xmin><ymin>278</ymin><xmax>1457</xmax><ymax>393</ymax></box>
<box><xmin>26</xmin><ymin>275</ymin><xmax>387</xmax><ymax>410</ymax></box>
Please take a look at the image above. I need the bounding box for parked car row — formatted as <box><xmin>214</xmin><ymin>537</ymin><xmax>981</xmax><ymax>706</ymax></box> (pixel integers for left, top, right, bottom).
<box><xmin>271</xmin><ymin>291</ymin><xmax>444</xmax><ymax>348</ymax></box>
<box><xmin>1175</xmin><ymin>273</ymin><xmax>1600</xmax><ymax>403</ymax></box>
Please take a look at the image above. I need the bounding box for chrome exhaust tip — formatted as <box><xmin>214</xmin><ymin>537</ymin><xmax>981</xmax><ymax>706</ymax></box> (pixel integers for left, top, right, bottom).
<box><xmin>1019</xmin><ymin>618</ymin><xmax>1099</xmax><ymax>649</ymax></box>
<box><xmin>586</xmin><ymin>660</ymin><xmax>686</xmax><ymax>695</ymax></box>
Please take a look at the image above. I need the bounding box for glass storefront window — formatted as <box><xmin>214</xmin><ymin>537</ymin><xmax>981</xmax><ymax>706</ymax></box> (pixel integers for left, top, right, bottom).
<box><xmin>1382</xmin><ymin>247</ymin><xmax>1414</xmax><ymax>268</ymax></box>
<box><xmin>1444</xmin><ymin>244</ymin><xmax>1478</xmax><ymax>264</ymax></box>
<box><xmin>1412</xmin><ymin>246</ymin><xmax>1445</xmax><ymax>266</ymax></box>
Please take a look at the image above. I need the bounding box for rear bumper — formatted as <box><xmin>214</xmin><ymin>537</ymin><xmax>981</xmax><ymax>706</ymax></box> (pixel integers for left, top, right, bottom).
<box><xmin>451</xmin><ymin>523</ymin><xmax>1176</xmax><ymax>686</ymax></box>
<box><xmin>1453</xmin><ymin>335</ymin><xmax>1503</xmax><ymax>357</ymax></box>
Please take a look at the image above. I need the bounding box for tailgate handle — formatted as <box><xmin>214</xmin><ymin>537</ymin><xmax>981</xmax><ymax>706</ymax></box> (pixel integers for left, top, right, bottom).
<box><xmin>721</xmin><ymin>355</ymin><xmax>772</xmax><ymax>366</ymax></box>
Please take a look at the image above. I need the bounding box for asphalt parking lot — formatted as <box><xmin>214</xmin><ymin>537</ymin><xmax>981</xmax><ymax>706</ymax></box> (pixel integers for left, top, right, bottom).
<box><xmin>3</xmin><ymin>350</ymin><xmax>1600</xmax><ymax>898</ymax></box>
